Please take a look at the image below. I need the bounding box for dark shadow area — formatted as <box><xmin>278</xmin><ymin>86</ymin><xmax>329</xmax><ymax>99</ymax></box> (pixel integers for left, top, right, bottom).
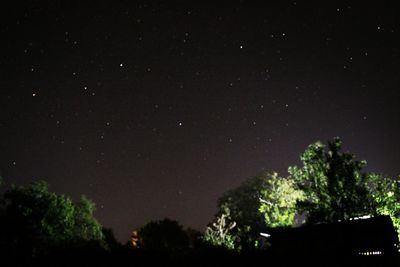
<box><xmin>267</xmin><ymin>215</ymin><xmax>399</xmax><ymax>266</ymax></box>
<box><xmin>1</xmin><ymin>217</ymin><xmax>398</xmax><ymax>267</ymax></box>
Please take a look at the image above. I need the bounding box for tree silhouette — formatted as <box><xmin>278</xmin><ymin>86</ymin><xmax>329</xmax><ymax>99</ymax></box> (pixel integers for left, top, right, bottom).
<box><xmin>134</xmin><ymin>218</ymin><xmax>189</xmax><ymax>252</ymax></box>
<box><xmin>217</xmin><ymin>173</ymin><xmax>268</xmax><ymax>250</ymax></box>
<box><xmin>0</xmin><ymin>181</ymin><xmax>105</xmax><ymax>261</ymax></box>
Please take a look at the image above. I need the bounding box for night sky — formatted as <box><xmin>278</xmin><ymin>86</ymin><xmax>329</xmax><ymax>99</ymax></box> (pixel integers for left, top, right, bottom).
<box><xmin>1</xmin><ymin>1</ymin><xmax>400</xmax><ymax>242</ymax></box>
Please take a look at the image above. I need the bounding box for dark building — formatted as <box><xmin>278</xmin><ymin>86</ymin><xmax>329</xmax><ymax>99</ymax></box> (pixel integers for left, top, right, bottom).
<box><xmin>266</xmin><ymin>215</ymin><xmax>399</xmax><ymax>265</ymax></box>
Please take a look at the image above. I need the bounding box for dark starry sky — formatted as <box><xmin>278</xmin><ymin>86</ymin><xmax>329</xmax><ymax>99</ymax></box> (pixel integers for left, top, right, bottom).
<box><xmin>1</xmin><ymin>1</ymin><xmax>399</xmax><ymax>242</ymax></box>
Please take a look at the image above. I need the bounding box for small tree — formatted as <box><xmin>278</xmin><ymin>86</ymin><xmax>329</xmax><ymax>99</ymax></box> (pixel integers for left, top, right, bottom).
<box><xmin>203</xmin><ymin>206</ymin><xmax>237</xmax><ymax>250</ymax></box>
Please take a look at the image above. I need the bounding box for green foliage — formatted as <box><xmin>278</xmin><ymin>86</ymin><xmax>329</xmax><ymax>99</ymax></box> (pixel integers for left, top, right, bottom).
<box><xmin>288</xmin><ymin>137</ymin><xmax>400</xmax><ymax>242</ymax></box>
<box><xmin>0</xmin><ymin>181</ymin><xmax>105</xmax><ymax>257</ymax></box>
<box><xmin>215</xmin><ymin>172</ymin><xmax>271</xmax><ymax>250</ymax></box>
<box><xmin>203</xmin><ymin>206</ymin><xmax>237</xmax><ymax>250</ymax></box>
<box><xmin>210</xmin><ymin>138</ymin><xmax>400</xmax><ymax>251</ymax></box>
<box><xmin>212</xmin><ymin>172</ymin><xmax>303</xmax><ymax>250</ymax></box>
<box><xmin>288</xmin><ymin>138</ymin><xmax>372</xmax><ymax>223</ymax></box>
<box><xmin>74</xmin><ymin>195</ymin><xmax>105</xmax><ymax>242</ymax></box>
<box><xmin>367</xmin><ymin>174</ymin><xmax>400</xmax><ymax>239</ymax></box>
<box><xmin>136</xmin><ymin>218</ymin><xmax>189</xmax><ymax>252</ymax></box>
<box><xmin>259</xmin><ymin>172</ymin><xmax>304</xmax><ymax>228</ymax></box>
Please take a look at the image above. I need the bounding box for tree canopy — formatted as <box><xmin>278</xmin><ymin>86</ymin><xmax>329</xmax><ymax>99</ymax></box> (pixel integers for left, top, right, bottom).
<box><xmin>288</xmin><ymin>138</ymin><xmax>373</xmax><ymax>223</ymax></box>
<box><xmin>131</xmin><ymin>218</ymin><xmax>189</xmax><ymax>252</ymax></box>
<box><xmin>208</xmin><ymin>171</ymin><xmax>304</xmax><ymax>250</ymax></box>
<box><xmin>288</xmin><ymin>137</ymin><xmax>400</xmax><ymax>239</ymax></box>
<box><xmin>0</xmin><ymin>181</ymin><xmax>105</xmax><ymax>259</ymax></box>
<box><xmin>259</xmin><ymin>172</ymin><xmax>304</xmax><ymax>228</ymax></box>
<box><xmin>213</xmin><ymin>172</ymin><xmax>270</xmax><ymax>250</ymax></box>
<box><xmin>367</xmin><ymin>174</ymin><xmax>400</xmax><ymax>238</ymax></box>
<box><xmin>206</xmin><ymin>137</ymin><xmax>400</xmax><ymax>250</ymax></box>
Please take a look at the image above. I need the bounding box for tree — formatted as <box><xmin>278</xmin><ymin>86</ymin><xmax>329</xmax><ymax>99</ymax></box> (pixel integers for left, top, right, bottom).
<box><xmin>102</xmin><ymin>227</ymin><xmax>122</xmax><ymax>252</ymax></box>
<box><xmin>367</xmin><ymin>174</ymin><xmax>400</xmax><ymax>239</ymax></box>
<box><xmin>215</xmin><ymin>172</ymin><xmax>269</xmax><ymax>250</ymax></box>
<box><xmin>288</xmin><ymin>137</ymin><xmax>400</xmax><ymax>240</ymax></box>
<box><xmin>73</xmin><ymin>195</ymin><xmax>105</xmax><ymax>242</ymax></box>
<box><xmin>203</xmin><ymin>206</ymin><xmax>237</xmax><ymax>250</ymax></box>
<box><xmin>206</xmin><ymin>172</ymin><xmax>303</xmax><ymax>250</ymax></box>
<box><xmin>259</xmin><ymin>172</ymin><xmax>305</xmax><ymax>228</ymax></box>
<box><xmin>0</xmin><ymin>181</ymin><xmax>105</xmax><ymax>259</ymax></box>
<box><xmin>134</xmin><ymin>218</ymin><xmax>189</xmax><ymax>252</ymax></box>
<box><xmin>288</xmin><ymin>138</ymin><xmax>373</xmax><ymax>224</ymax></box>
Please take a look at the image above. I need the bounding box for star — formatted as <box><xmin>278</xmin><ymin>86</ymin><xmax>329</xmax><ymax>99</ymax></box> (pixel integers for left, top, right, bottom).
<box><xmin>3</xmin><ymin>2</ymin><xmax>399</xmax><ymax>245</ymax></box>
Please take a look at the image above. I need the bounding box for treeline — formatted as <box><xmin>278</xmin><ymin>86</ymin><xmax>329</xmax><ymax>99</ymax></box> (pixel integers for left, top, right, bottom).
<box><xmin>0</xmin><ymin>138</ymin><xmax>399</xmax><ymax>266</ymax></box>
<box><xmin>205</xmin><ymin>138</ymin><xmax>400</xmax><ymax>251</ymax></box>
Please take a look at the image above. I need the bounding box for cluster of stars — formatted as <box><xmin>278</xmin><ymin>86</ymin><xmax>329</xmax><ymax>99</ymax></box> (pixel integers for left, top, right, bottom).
<box><xmin>3</xmin><ymin>2</ymin><xmax>399</xmax><ymax>242</ymax></box>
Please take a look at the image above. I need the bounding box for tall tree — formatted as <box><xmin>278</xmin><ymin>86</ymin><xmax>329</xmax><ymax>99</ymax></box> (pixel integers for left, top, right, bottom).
<box><xmin>288</xmin><ymin>138</ymin><xmax>373</xmax><ymax>224</ymax></box>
